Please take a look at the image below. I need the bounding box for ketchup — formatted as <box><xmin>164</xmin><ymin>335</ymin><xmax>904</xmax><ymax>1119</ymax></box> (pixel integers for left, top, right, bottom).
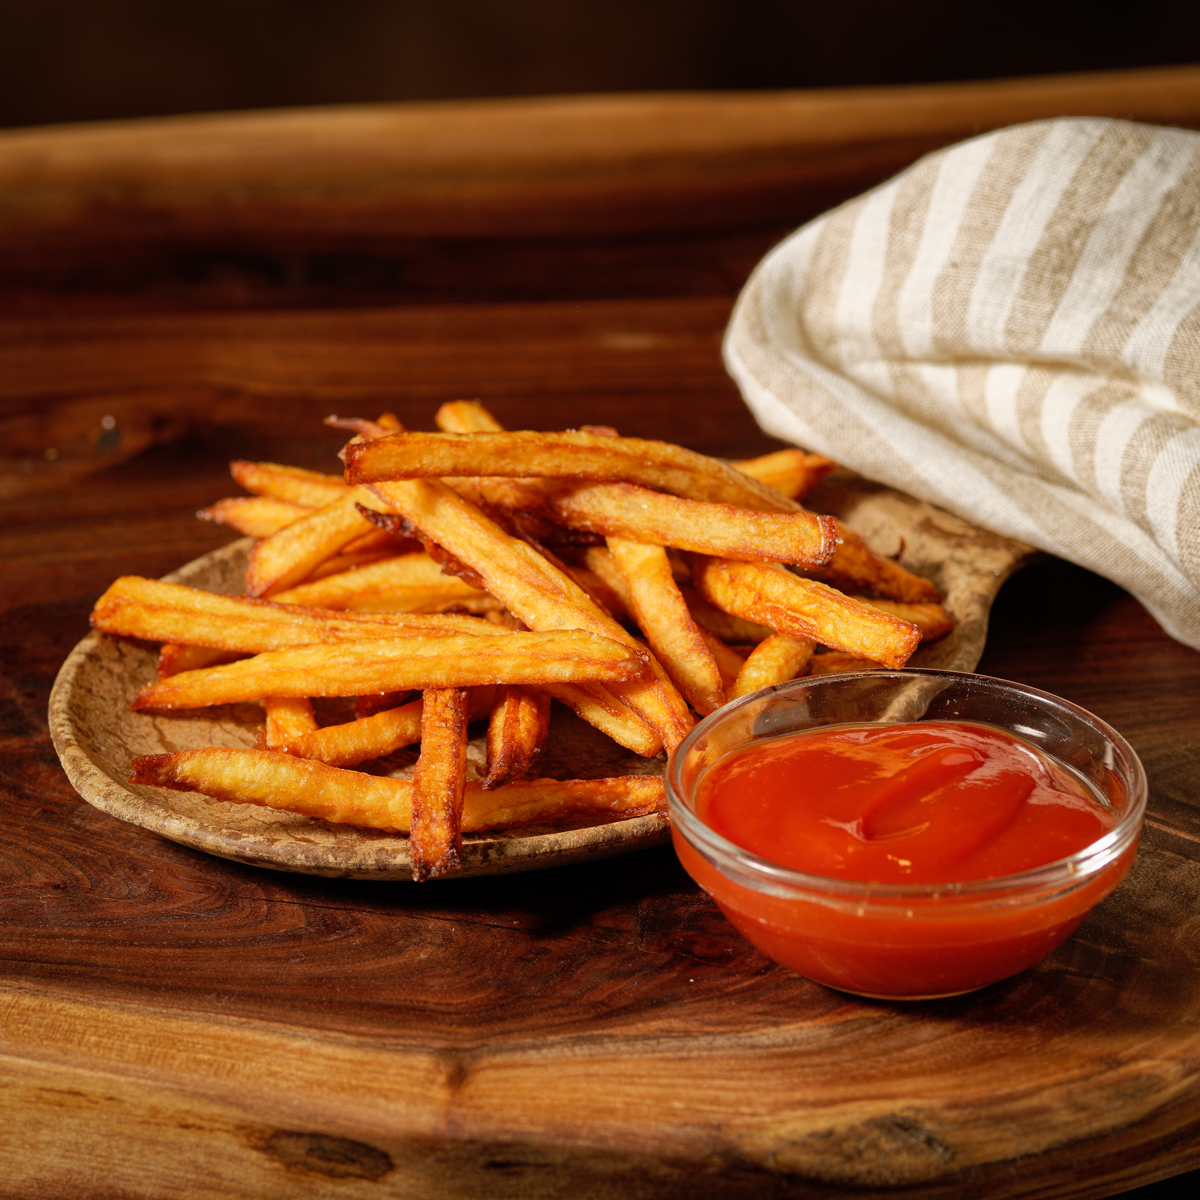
<box><xmin>696</xmin><ymin>721</ymin><xmax>1115</xmax><ymax>885</ymax></box>
<box><xmin>673</xmin><ymin>720</ymin><xmax>1136</xmax><ymax>998</ymax></box>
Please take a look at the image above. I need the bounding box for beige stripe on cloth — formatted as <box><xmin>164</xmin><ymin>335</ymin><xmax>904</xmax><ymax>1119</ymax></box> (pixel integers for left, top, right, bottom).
<box><xmin>725</xmin><ymin>117</ymin><xmax>1200</xmax><ymax>650</ymax></box>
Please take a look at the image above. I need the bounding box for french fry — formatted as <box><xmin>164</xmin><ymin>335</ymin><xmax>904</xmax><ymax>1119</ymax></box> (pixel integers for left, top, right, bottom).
<box><xmin>198</xmin><ymin>496</ymin><xmax>313</xmax><ymax>538</ymax></box>
<box><xmin>270</xmin><ymin>553</ymin><xmax>501</xmax><ymax>613</ymax></box>
<box><xmin>131</xmin><ymin>748</ymin><xmax>666</xmax><ymax>832</ymax></box>
<box><xmin>157</xmin><ymin>643</ymin><xmax>247</xmax><ymax>678</ymax></box>
<box><xmin>325</xmin><ymin>412</ymin><xmax>404</xmax><ymax>439</ymax></box>
<box><xmin>581</xmin><ymin>546</ymin><xmax>634</xmax><ymax>615</ymax></box>
<box><xmin>297</xmin><ymin>550</ymin><xmax>398</xmax><ymax>582</ymax></box>
<box><xmin>288</xmin><ymin>687</ymin><xmax>494</xmax><ymax>768</ymax></box>
<box><xmin>607</xmin><ymin>538</ymin><xmax>725</xmax><ymax>716</ymax></box>
<box><xmin>732</xmin><ymin>449</ymin><xmax>837</xmax><ymax>501</ymax></box>
<box><xmin>339</xmin><ymin>528</ymin><xmax>407</xmax><ymax>557</ymax></box>
<box><xmin>261</xmin><ymin>696</ymin><xmax>318</xmax><ymax>748</ymax></box>
<box><xmin>854</xmin><ymin>597</ymin><xmax>956</xmax><ymax>641</ymax></box>
<box><xmin>295</xmin><ymin>696</ymin><xmax>422</xmax><ymax>765</ymax></box>
<box><xmin>729</xmin><ymin>635</ymin><xmax>815</xmax><ymax>700</ymax></box>
<box><xmin>435</xmin><ymin>400</ymin><xmax>504</xmax><ymax>434</ymax></box>
<box><xmin>361</xmin><ymin>477</ymin><xmax>692</xmax><ymax>753</ymax></box>
<box><xmin>678</xmin><ymin>582</ymin><xmax>772</xmax><ymax>645</ymax></box>
<box><xmin>483</xmin><ymin>685</ymin><xmax>552</xmax><ymax>789</ymax></box>
<box><xmin>133</xmin><ymin>747</ymin><xmax>413</xmax><ymax>829</ymax></box>
<box><xmin>245</xmin><ymin>492</ymin><xmax>380</xmax><ymax>598</ymax></box>
<box><xmin>807</xmin><ymin>652</ymin><xmax>888</xmax><ymax>676</ymax></box>
<box><xmin>93</xmin><ymin>576</ymin><xmax>516</xmax><ymax>653</ymax></box>
<box><xmin>558</xmin><ymin>561</ymin><xmax>631</xmax><ymax>623</ymax></box>
<box><xmin>464</xmin><ymin>774</ymin><xmax>665</xmax><ymax>830</ymax></box>
<box><xmin>542</xmin><ymin>683</ymin><xmax>662</xmax><ymax>758</ymax></box>
<box><xmin>812</xmin><ymin>525</ymin><xmax>944</xmax><ymax>604</ymax></box>
<box><xmin>410</xmin><ymin>687</ymin><xmax>470</xmax><ymax>880</ymax></box>
<box><xmin>229</xmin><ymin>461</ymin><xmax>347</xmax><ymax>508</ymax></box>
<box><xmin>131</xmin><ymin>630</ymin><xmax>646</xmax><ymax>711</ymax></box>
<box><xmin>696</xmin><ymin>628</ymin><xmax>748</xmax><ymax>691</ymax></box>
<box><xmin>356</xmin><ymin>690</ymin><xmax>413</xmax><ymax>718</ymax></box>
<box><xmin>549</xmin><ymin>483</ymin><xmax>837</xmax><ymax>566</ymax></box>
<box><xmin>483</xmin><ymin>610</ymin><xmax>527</xmax><ymax>630</ymax></box>
<box><xmin>346</xmin><ymin>430</ymin><xmax>794</xmax><ymax>511</ymax></box>
<box><xmin>688</xmin><ymin>555</ymin><xmax>921</xmax><ymax>669</ymax></box>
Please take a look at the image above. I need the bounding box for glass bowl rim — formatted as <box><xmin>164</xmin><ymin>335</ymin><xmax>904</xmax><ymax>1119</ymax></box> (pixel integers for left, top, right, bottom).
<box><xmin>665</xmin><ymin>668</ymin><xmax>1148</xmax><ymax>903</ymax></box>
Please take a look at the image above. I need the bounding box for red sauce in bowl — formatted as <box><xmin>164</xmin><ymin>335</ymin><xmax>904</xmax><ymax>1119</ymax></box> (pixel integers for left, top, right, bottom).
<box><xmin>696</xmin><ymin>721</ymin><xmax>1115</xmax><ymax>885</ymax></box>
<box><xmin>672</xmin><ymin>717</ymin><xmax>1139</xmax><ymax>998</ymax></box>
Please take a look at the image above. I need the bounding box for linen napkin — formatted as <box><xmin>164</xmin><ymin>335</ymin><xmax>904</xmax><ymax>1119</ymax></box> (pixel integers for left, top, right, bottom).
<box><xmin>725</xmin><ymin>118</ymin><xmax>1200</xmax><ymax>651</ymax></box>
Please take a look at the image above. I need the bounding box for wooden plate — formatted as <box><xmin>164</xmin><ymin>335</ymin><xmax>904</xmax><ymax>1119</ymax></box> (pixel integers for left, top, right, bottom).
<box><xmin>47</xmin><ymin>472</ymin><xmax>1035</xmax><ymax>880</ymax></box>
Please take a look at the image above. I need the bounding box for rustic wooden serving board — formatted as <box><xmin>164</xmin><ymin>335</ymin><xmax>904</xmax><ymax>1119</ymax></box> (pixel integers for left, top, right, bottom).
<box><xmin>4</xmin><ymin>67</ymin><xmax>1200</xmax><ymax>1200</ymax></box>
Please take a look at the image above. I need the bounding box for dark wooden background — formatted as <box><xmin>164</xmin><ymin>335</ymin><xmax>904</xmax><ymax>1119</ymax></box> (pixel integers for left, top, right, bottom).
<box><xmin>3</xmin><ymin>69</ymin><xmax>1200</xmax><ymax>1200</ymax></box>
<box><xmin>2</xmin><ymin>0</ymin><xmax>1200</xmax><ymax>130</ymax></box>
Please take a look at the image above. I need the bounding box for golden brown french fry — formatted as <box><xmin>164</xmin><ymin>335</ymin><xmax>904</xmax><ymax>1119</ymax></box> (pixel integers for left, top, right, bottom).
<box><xmin>582</xmin><ymin>546</ymin><xmax>633</xmax><ymax>614</ymax></box>
<box><xmin>287</xmin><ymin>687</ymin><xmax>493</xmax><ymax>767</ymax></box>
<box><xmin>550</xmin><ymin>483</ymin><xmax>837</xmax><ymax>566</ymax></box>
<box><xmin>410</xmin><ymin>687</ymin><xmax>470</xmax><ymax>880</ymax></box>
<box><xmin>357</xmin><ymin>690</ymin><xmax>414</xmax><ymax>718</ymax></box>
<box><xmin>294</xmin><ymin>697</ymin><xmax>421</xmax><ymax>765</ymax></box>
<box><xmin>131</xmin><ymin>630</ymin><xmax>646</xmax><ymax>710</ymax></box>
<box><xmin>542</xmin><ymin>683</ymin><xmax>662</xmax><ymax>758</ymax></box>
<box><xmin>678</xmin><ymin>582</ymin><xmax>772</xmax><ymax>644</ymax></box>
<box><xmin>338</xmin><ymin>528</ymin><xmax>407</xmax><ymax>557</ymax></box>
<box><xmin>697</xmin><ymin>628</ymin><xmax>750</xmax><ymax>690</ymax></box>
<box><xmin>346</xmin><ymin>431</ymin><xmax>791</xmax><ymax>510</ymax></box>
<box><xmin>132</xmin><ymin>748</ymin><xmax>413</xmax><ymax>829</ymax></box>
<box><xmin>362</xmin><ymin>477</ymin><xmax>692</xmax><ymax>753</ymax></box>
<box><xmin>297</xmin><ymin>550</ymin><xmax>398</xmax><ymax>582</ymax></box>
<box><xmin>732</xmin><ymin>449</ymin><xmax>838</xmax><ymax>501</ymax></box>
<box><xmin>853</xmin><ymin>597</ymin><xmax>955</xmax><ymax>641</ymax></box>
<box><xmin>688</xmin><ymin>556</ymin><xmax>921</xmax><ymax>669</ymax></box>
<box><xmin>325</xmin><ymin>412</ymin><xmax>404</xmax><ymax>439</ymax></box>
<box><xmin>463</xmin><ymin>774</ymin><xmax>665</xmax><ymax>830</ymax></box>
<box><xmin>729</xmin><ymin>635</ymin><xmax>815</xmax><ymax>701</ymax></box>
<box><xmin>270</xmin><ymin>552</ymin><xmax>500</xmax><ymax>613</ymax></box>
<box><xmin>483</xmin><ymin>610</ymin><xmax>527</xmax><ymax>630</ymax></box>
<box><xmin>93</xmin><ymin>576</ymin><xmax>516</xmax><ymax>654</ymax></box>
<box><xmin>813</xmin><ymin>525</ymin><xmax>944</xmax><ymax>604</ymax></box>
<box><xmin>807</xmin><ymin>652</ymin><xmax>888</xmax><ymax>676</ymax></box>
<box><xmin>130</xmin><ymin>748</ymin><xmax>665</xmax><ymax>833</ymax></box>
<box><xmin>435</xmin><ymin>400</ymin><xmax>504</xmax><ymax>434</ymax></box>
<box><xmin>558</xmin><ymin>561</ymin><xmax>631</xmax><ymax>623</ymax></box>
<box><xmin>229</xmin><ymin>461</ymin><xmax>347</xmax><ymax>508</ymax></box>
<box><xmin>483</xmin><ymin>685</ymin><xmax>552</xmax><ymax>789</ymax></box>
<box><xmin>607</xmin><ymin>538</ymin><xmax>725</xmax><ymax>716</ymax></box>
<box><xmin>245</xmin><ymin>493</ymin><xmax>380</xmax><ymax>598</ymax></box>
<box><xmin>198</xmin><ymin>496</ymin><xmax>313</xmax><ymax>538</ymax></box>
<box><xmin>262</xmin><ymin>696</ymin><xmax>318</xmax><ymax>747</ymax></box>
<box><xmin>157</xmin><ymin>644</ymin><xmax>247</xmax><ymax>678</ymax></box>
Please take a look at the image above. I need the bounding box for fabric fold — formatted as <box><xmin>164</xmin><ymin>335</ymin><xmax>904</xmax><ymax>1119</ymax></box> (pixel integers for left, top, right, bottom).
<box><xmin>725</xmin><ymin>117</ymin><xmax>1200</xmax><ymax>650</ymax></box>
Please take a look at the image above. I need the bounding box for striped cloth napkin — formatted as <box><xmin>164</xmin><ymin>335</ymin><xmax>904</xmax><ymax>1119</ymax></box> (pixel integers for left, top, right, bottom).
<box><xmin>725</xmin><ymin>118</ymin><xmax>1200</xmax><ymax>651</ymax></box>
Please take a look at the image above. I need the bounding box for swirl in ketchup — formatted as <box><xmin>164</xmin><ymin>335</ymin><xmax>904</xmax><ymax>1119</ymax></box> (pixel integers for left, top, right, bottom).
<box><xmin>696</xmin><ymin>721</ymin><xmax>1115</xmax><ymax>885</ymax></box>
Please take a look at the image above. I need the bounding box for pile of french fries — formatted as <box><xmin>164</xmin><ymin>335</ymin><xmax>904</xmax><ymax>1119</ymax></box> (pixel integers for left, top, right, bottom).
<box><xmin>92</xmin><ymin>402</ymin><xmax>953</xmax><ymax>879</ymax></box>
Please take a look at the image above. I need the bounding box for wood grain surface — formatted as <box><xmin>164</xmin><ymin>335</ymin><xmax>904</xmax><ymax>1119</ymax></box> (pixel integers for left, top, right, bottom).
<box><xmin>3</xmin><ymin>68</ymin><xmax>1200</xmax><ymax>1200</ymax></box>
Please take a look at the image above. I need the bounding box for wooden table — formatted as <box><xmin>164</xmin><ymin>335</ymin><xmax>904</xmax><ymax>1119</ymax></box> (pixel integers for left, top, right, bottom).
<box><xmin>3</xmin><ymin>67</ymin><xmax>1200</xmax><ymax>1200</ymax></box>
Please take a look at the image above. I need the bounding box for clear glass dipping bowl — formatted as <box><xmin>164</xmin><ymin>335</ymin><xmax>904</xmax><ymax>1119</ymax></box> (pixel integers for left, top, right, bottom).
<box><xmin>666</xmin><ymin>670</ymin><xmax>1147</xmax><ymax>1000</ymax></box>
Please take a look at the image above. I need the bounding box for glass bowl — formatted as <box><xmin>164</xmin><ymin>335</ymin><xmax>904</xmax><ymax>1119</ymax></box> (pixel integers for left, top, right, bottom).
<box><xmin>666</xmin><ymin>670</ymin><xmax>1147</xmax><ymax>1000</ymax></box>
